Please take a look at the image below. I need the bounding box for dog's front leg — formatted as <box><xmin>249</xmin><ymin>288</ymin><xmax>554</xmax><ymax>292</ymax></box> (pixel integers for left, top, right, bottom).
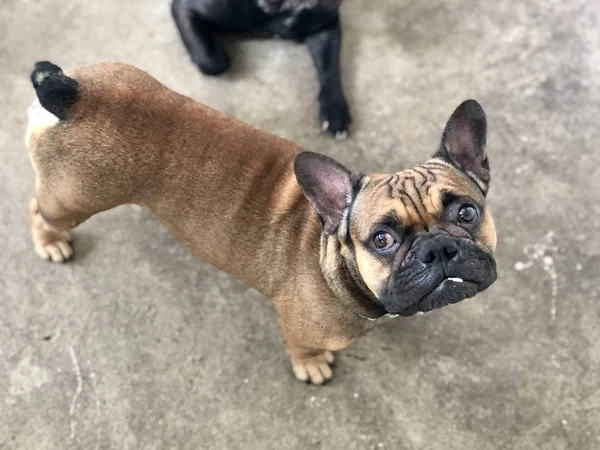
<box><xmin>288</xmin><ymin>346</ymin><xmax>335</xmax><ymax>385</ymax></box>
<box><xmin>171</xmin><ymin>0</ymin><xmax>230</xmax><ymax>75</ymax></box>
<box><xmin>305</xmin><ymin>17</ymin><xmax>351</xmax><ymax>139</ymax></box>
<box><xmin>278</xmin><ymin>315</ymin><xmax>353</xmax><ymax>385</ymax></box>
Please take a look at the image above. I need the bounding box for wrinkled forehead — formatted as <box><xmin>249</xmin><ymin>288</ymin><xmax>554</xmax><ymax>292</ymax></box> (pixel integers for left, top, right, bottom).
<box><xmin>350</xmin><ymin>159</ymin><xmax>484</xmax><ymax>236</ymax></box>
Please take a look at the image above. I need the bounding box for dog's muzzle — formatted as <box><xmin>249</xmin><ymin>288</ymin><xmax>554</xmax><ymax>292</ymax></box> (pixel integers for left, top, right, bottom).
<box><xmin>380</xmin><ymin>234</ymin><xmax>497</xmax><ymax>316</ymax></box>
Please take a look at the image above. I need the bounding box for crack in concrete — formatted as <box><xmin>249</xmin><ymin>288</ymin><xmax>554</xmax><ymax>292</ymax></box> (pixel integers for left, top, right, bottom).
<box><xmin>68</xmin><ymin>347</ymin><xmax>83</xmax><ymax>441</ymax></box>
<box><xmin>88</xmin><ymin>358</ymin><xmax>102</xmax><ymax>450</ymax></box>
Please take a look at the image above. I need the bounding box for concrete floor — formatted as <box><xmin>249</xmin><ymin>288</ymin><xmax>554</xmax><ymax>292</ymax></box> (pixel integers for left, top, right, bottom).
<box><xmin>1</xmin><ymin>0</ymin><xmax>599</xmax><ymax>449</ymax></box>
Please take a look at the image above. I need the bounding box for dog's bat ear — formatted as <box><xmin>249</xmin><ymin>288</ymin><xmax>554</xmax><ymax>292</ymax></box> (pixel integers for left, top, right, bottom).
<box><xmin>294</xmin><ymin>152</ymin><xmax>353</xmax><ymax>234</ymax></box>
<box><xmin>435</xmin><ymin>100</ymin><xmax>490</xmax><ymax>195</ymax></box>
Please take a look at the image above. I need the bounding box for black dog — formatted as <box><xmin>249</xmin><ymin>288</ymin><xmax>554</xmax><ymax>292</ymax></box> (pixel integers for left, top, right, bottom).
<box><xmin>172</xmin><ymin>0</ymin><xmax>350</xmax><ymax>139</ymax></box>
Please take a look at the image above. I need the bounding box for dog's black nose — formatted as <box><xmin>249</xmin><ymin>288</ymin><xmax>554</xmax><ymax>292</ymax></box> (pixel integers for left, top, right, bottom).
<box><xmin>416</xmin><ymin>235</ymin><xmax>460</xmax><ymax>264</ymax></box>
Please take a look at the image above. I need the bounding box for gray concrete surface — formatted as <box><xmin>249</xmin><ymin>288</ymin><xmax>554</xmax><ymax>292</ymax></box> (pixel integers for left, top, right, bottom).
<box><xmin>1</xmin><ymin>0</ymin><xmax>599</xmax><ymax>448</ymax></box>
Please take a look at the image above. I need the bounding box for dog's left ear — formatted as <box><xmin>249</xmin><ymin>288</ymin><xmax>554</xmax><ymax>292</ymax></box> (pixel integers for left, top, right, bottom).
<box><xmin>294</xmin><ymin>152</ymin><xmax>353</xmax><ymax>234</ymax></box>
<box><xmin>435</xmin><ymin>99</ymin><xmax>490</xmax><ymax>194</ymax></box>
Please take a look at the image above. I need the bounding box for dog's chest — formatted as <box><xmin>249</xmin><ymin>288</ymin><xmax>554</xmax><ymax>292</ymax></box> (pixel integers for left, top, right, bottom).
<box><xmin>255</xmin><ymin>0</ymin><xmax>320</xmax><ymax>35</ymax></box>
<box><xmin>256</xmin><ymin>0</ymin><xmax>318</xmax><ymax>14</ymax></box>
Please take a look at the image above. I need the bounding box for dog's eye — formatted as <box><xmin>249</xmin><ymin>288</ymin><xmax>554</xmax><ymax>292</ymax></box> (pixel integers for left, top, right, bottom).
<box><xmin>458</xmin><ymin>205</ymin><xmax>478</xmax><ymax>223</ymax></box>
<box><xmin>373</xmin><ymin>231</ymin><xmax>395</xmax><ymax>250</ymax></box>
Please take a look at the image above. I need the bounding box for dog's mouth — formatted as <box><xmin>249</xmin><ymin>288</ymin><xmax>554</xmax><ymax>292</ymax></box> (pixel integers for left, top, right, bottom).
<box><xmin>395</xmin><ymin>276</ymin><xmax>479</xmax><ymax>317</ymax></box>
<box><xmin>378</xmin><ymin>238</ymin><xmax>498</xmax><ymax>316</ymax></box>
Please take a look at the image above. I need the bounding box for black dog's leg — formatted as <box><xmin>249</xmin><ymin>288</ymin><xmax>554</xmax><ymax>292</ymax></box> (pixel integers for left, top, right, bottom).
<box><xmin>171</xmin><ymin>0</ymin><xmax>230</xmax><ymax>76</ymax></box>
<box><xmin>305</xmin><ymin>18</ymin><xmax>350</xmax><ymax>139</ymax></box>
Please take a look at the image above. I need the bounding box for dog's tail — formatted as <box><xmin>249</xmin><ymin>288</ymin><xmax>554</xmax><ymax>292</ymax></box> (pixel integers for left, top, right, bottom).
<box><xmin>30</xmin><ymin>61</ymin><xmax>79</xmax><ymax>120</ymax></box>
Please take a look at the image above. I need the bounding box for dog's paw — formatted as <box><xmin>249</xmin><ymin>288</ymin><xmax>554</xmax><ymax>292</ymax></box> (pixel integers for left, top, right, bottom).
<box><xmin>319</xmin><ymin>93</ymin><xmax>351</xmax><ymax>139</ymax></box>
<box><xmin>192</xmin><ymin>45</ymin><xmax>231</xmax><ymax>76</ymax></box>
<box><xmin>291</xmin><ymin>350</ymin><xmax>335</xmax><ymax>385</ymax></box>
<box><xmin>30</xmin><ymin>198</ymin><xmax>73</xmax><ymax>263</ymax></box>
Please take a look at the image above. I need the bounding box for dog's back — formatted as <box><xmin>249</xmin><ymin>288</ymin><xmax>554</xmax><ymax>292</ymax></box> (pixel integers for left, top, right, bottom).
<box><xmin>27</xmin><ymin>62</ymin><xmax>183</xmax><ymax>215</ymax></box>
<box><xmin>184</xmin><ymin>0</ymin><xmax>341</xmax><ymax>37</ymax></box>
<box><xmin>26</xmin><ymin>61</ymin><xmax>305</xmax><ymax>286</ymax></box>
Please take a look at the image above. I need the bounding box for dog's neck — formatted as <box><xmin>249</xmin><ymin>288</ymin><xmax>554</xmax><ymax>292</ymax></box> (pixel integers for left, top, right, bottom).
<box><xmin>319</xmin><ymin>234</ymin><xmax>388</xmax><ymax>324</ymax></box>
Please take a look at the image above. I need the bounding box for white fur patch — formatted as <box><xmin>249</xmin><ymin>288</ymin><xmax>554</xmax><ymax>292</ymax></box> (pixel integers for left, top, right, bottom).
<box><xmin>465</xmin><ymin>169</ymin><xmax>487</xmax><ymax>193</ymax></box>
<box><xmin>25</xmin><ymin>98</ymin><xmax>59</xmax><ymax>147</ymax></box>
<box><xmin>34</xmin><ymin>71</ymin><xmax>49</xmax><ymax>85</ymax></box>
<box><xmin>428</xmin><ymin>157</ymin><xmax>455</xmax><ymax>169</ymax></box>
<box><xmin>429</xmin><ymin>158</ymin><xmax>487</xmax><ymax>192</ymax></box>
<box><xmin>257</xmin><ymin>0</ymin><xmax>317</xmax><ymax>13</ymax></box>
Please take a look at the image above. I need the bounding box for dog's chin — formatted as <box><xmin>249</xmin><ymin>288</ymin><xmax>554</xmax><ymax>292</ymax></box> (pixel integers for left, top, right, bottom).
<box><xmin>392</xmin><ymin>278</ymin><xmax>480</xmax><ymax>317</ymax></box>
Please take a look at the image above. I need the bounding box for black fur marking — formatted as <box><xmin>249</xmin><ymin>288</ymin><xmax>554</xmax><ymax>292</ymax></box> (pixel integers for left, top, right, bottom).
<box><xmin>399</xmin><ymin>189</ymin><xmax>421</xmax><ymax>222</ymax></box>
<box><xmin>423</xmin><ymin>168</ymin><xmax>438</xmax><ymax>196</ymax></box>
<box><xmin>412</xmin><ymin>166</ymin><xmax>434</xmax><ymax>188</ymax></box>
<box><xmin>30</xmin><ymin>61</ymin><xmax>79</xmax><ymax>120</ymax></box>
<box><xmin>441</xmin><ymin>192</ymin><xmax>483</xmax><ymax>211</ymax></box>
<box><xmin>441</xmin><ymin>191</ymin><xmax>462</xmax><ymax>208</ymax></box>
<box><xmin>408</xmin><ymin>177</ymin><xmax>429</xmax><ymax>222</ymax></box>
<box><xmin>372</xmin><ymin>210</ymin><xmax>403</xmax><ymax>234</ymax></box>
<box><xmin>386</xmin><ymin>174</ymin><xmax>402</xmax><ymax>198</ymax></box>
<box><xmin>362</xmin><ymin>212</ymin><xmax>404</xmax><ymax>247</ymax></box>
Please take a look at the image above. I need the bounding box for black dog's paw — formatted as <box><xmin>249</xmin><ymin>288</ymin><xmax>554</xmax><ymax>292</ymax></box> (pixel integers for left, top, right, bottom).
<box><xmin>192</xmin><ymin>44</ymin><xmax>231</xmax><ymax>76</ymax></box>
<box><xmin>318</xmin><ymin>92</ymin><xmax>351</xmax><ymax>140</ymax></box>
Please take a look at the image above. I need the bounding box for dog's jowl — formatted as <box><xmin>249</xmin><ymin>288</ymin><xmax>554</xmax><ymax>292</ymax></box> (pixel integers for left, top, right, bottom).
<box><xmin>171</xmin><ymin>0</ymin><xmax>350</xmax><ymax>138</ymax></box>
<box><xmin>26</xmin><ymin>62</ymin><xmax>497</xmax><ymax>384</ymax></box>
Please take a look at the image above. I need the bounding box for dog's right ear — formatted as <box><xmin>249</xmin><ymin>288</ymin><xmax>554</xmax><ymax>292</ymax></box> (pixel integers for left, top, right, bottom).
<box><xmin>294</xmin><ymin>152</ymin><xmax>353</xmax><ymax>234</ymax></box>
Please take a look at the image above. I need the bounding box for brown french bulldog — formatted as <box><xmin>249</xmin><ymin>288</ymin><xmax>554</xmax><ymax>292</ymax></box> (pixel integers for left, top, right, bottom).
<box><xmin>26</xmin><ymin>62</ymin><xmax>497</xmax><ymax>384</ymax></box>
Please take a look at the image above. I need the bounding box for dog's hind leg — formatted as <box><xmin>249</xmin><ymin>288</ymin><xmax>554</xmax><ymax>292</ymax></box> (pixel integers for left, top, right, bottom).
<box><xmin>27</xmin><ymin>145</ymin><xmax>98</xmax><ymax>262</ymax></box>
<box><xmin>27</xmin><ymin>134</ymin><xmax>95</xmax><ymax>262</ymax></box>
<box><xmin>171</xmin><ymin>0</ymin><xmax>230</xmax><ymax>76</ymax></box>
<box><xmin>26</xmin><ymin>62</ymin><xmax>92</xmax><ymax>262</ymax></box>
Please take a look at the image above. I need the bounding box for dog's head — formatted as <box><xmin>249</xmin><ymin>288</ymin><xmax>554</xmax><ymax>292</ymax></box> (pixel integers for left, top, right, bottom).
<box><xmin>295</xmin><ymin>100</ymin><xmax>497</xmax><ymax>316</ymax></box>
